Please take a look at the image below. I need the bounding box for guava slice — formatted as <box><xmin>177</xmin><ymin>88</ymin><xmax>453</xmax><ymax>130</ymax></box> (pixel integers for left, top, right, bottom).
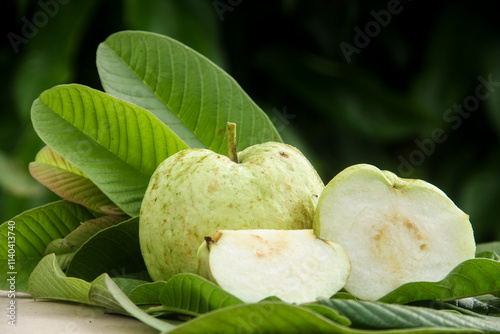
<box><xmin>197</xmin><ymin>229</ymin><xmax>351</xmax><ymax>304</ymax></box>
<box><xmin>313</xmin><ymin>164</ymin><xmax>476</xmax><ymax>301</ymax></box>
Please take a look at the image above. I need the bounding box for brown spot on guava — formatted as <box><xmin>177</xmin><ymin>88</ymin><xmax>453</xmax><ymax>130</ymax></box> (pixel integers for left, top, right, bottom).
<box><xmin>404</xmin><ymin>220</ymin><xmax>423</xmax><ymax>240</ymax></box>
<box><xmin>279</xmin><ymin>152</ymin><xmax>289</xmax><ymax>158</ymax></box>
<box><xmin>207</xmin><ymin>180</ymin><xmax>219</xmax><ymax>194</ymax></box>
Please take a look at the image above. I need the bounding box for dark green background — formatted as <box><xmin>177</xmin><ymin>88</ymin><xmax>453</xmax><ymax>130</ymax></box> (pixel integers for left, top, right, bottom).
<box><xmin>1</xmin><ymin>0</ymin><xmax>499</xmax><ymax>243</ymax></box>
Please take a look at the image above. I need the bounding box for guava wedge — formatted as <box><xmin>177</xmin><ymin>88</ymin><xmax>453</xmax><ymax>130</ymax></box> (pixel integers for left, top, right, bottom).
<box><xmin>197</xmin><ymin>229</ymin><xmax>351</xmax><ymax>304</ymax></box>
<box><xmin>313</xmin><ymin>164</ymin><xmax>476</xmax><ymax>301</ymax></box>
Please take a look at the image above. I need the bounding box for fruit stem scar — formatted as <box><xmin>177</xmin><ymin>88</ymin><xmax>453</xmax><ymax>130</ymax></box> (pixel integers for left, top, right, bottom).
<box><xmin>204</xmin><ymin>236</ymin><xmax>213</xmax><ymax>249</ymax></box>
<box><xmin>227</xmin><ymin>122</ymin><xmax>239</xmax><ymax>163</ymax></box>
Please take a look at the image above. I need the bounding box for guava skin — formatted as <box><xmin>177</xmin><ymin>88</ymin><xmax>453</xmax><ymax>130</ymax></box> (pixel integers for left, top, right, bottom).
<box><xmin>139</xmin><ymin>142</ymin><xmax>324</xmax><ymax>281</ymax></box>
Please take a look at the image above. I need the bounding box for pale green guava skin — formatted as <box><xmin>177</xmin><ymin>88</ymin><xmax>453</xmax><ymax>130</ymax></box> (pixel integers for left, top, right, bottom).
<box><xmin>139</xmin><ymin>142</ymin><xmax>324</xmax><ymax>281</ymax></box>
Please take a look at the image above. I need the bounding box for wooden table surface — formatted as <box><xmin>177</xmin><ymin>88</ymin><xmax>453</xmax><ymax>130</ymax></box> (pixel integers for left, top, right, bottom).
<box><xmin>0</xmin><ymin>291</ymin><xmax>158</xmax><ymax>334</ymax></box>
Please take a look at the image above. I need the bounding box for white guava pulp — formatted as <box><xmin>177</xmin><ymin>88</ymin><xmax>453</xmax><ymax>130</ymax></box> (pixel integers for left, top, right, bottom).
<box><xmin>139</xmin><ymin>142</ymin><xmax>324</xmax><ymax>281</ymax></box>
<box><xmin>313</xmin><ymin>164</ymin><xmax>476</xmax><ymax>301</ymax></box>
<box><xmin>197</xmin><ymin>229</ymin><xmax>351</xmax><ymax>304</ymax></box>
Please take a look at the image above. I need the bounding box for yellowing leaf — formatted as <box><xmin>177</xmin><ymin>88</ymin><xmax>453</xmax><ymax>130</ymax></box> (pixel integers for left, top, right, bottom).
<box><xmin>30</xmin><ymin>146</ymin><xmax>124</xmax><ymax>215</ymax></box>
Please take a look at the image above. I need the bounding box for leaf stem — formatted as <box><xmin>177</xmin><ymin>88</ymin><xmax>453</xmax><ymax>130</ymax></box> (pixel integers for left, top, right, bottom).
<box><xmin>227</xmin><ymin>122</ymin><xmax>239</xmax><ymax>163</ymax></box>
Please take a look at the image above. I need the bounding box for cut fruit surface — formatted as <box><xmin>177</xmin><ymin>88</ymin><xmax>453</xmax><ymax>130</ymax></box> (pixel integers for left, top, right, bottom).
<box><xmin>313</xmin><ymin>164</ymin><xmax>476</xmax><ymax>301</ymax></box>
<box><xmin>197</xmin><ymin>229</ymin><xmax>351</xmax><ymax>304</ymax></box>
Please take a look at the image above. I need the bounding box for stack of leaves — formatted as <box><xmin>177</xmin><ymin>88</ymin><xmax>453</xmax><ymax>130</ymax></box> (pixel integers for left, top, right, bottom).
<box><xmin>1</xmin><ymin>31</ymin><xmax>500</xmax><ymax>333</ymax></box>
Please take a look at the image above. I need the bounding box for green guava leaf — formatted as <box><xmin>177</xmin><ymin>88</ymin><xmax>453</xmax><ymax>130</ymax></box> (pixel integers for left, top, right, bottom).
<box><xmin>319</xmin><ymin>299</ymin><xmax>499</xmax><ymax>332</ymax></box>
<box><xmin>0</xmin><ymin>200</ymin><xmax>101</xmax><ymax>292</ymax></box>
<box><xmin>28</xmin><ymin>253</ymin><xmax>93</xmax><ymax>304</ymax></box>
<box><xmin>477</xmin><ymin>251</ymin><xmax>500</xmax><ymax>261</ymax></box>
<box><xmin>476</xmin><ymin>241</ymin><xmax>500</xmax><ymax>261</ymax></box>
<box><xmin>96</xmin><ymin>30</ymin><xmax>281</xmax><ymax>154</ymax></box>
<box><xmin>31</xmin><ymin>84</ymin><xmax>189</xmax><ymax>216</ymax></box>
<box><xmin>28</xmin><ymin>255</ymin><xmax>173</xmax><ymax>330</ymax></box>
<box><xmin>163</xmin><ymin>301</ymin><xmax>479</xmax><ymax>334</ymax></box>
<box><xmin>88</xmin><ymin>275</ymin><xmax>149</xmax><ymax>315</ymax></box>
<box><xmin>129</xmin><ymin>281</ymin><xmax>167</xmax><ymax>305</ymax></box>
<box><xmin>130</xmin><ymin>274</ymin><xmax>243</xmax><ymax>318</ymax></box>
<box><xmin>108</xmin><ymin>277</ymin><xmax>149</xmax><ymax>297</ymax></box>
<box><xmin>29</xmin><ymin>146</ymin><xmax>124</xmax><ymax>215</ymax></box>
<box><xmin>164</xmin><ymin>302</ymin><xmax>345</xmax><ymax>334</ymax></box>
<box><xmin>45</xmin><ymin>215</ymin><xmax>128</xmax><ymax>270</ymax></box>
<box><xmin>89</xmin><ymin>274</ymin><xmax>177</xmax><ymax>331</ymax></box>
<box><xmin>332</xmin><ymin>291</ymin><xmax>359</xmax><ymax>300</ymax></box>
<box><xmin>299</xmin><ymin>304</ymin><xmax>352</xmax><ymax>327</ymax></box>
<box><xmin>65</xmin><ymin>216</ymin><xmax>149</xmax><ymax>282</ymax></box>
<box><xmin>155</xmin><ymin>273</ymin><xmax>243</xmax><ymax>316</ymax></box>
<box><xmin>477</xmin><ymin>242</ymin><xmax>500</xmax><ymax>257</ymax></box>
<box><xmin>379</xmin><ymin>258</ymin><xmax>500</xmax><ymax>304</ymax></box>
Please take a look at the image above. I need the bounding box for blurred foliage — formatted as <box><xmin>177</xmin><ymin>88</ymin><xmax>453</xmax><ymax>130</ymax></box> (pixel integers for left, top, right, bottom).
<box><xmin>1</xmin><ymin>0</ymin><xmax>499</xmax><ymax>243</ymax></box>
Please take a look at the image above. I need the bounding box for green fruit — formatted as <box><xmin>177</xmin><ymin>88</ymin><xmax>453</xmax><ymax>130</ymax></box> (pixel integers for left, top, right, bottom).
<box><xmin>140</xmin><ymin>123</ymin><xmax>324</xmax><ymax>281</ymax></box>
<box><xmin>197</xmin><ymin>229</ymin><xmax>351</xmax><ymax>304</ymax></box>
<box><xmin>313</xmin><ymin>164</ymin><xmax>476</xmax><ymax>301</ymax></box>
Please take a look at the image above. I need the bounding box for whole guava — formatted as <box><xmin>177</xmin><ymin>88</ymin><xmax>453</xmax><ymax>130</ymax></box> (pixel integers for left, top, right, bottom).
<box><xmin>139</xmin><ymin>141</ymin><xmax>324</xmax><ymax>281</ymax></box>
